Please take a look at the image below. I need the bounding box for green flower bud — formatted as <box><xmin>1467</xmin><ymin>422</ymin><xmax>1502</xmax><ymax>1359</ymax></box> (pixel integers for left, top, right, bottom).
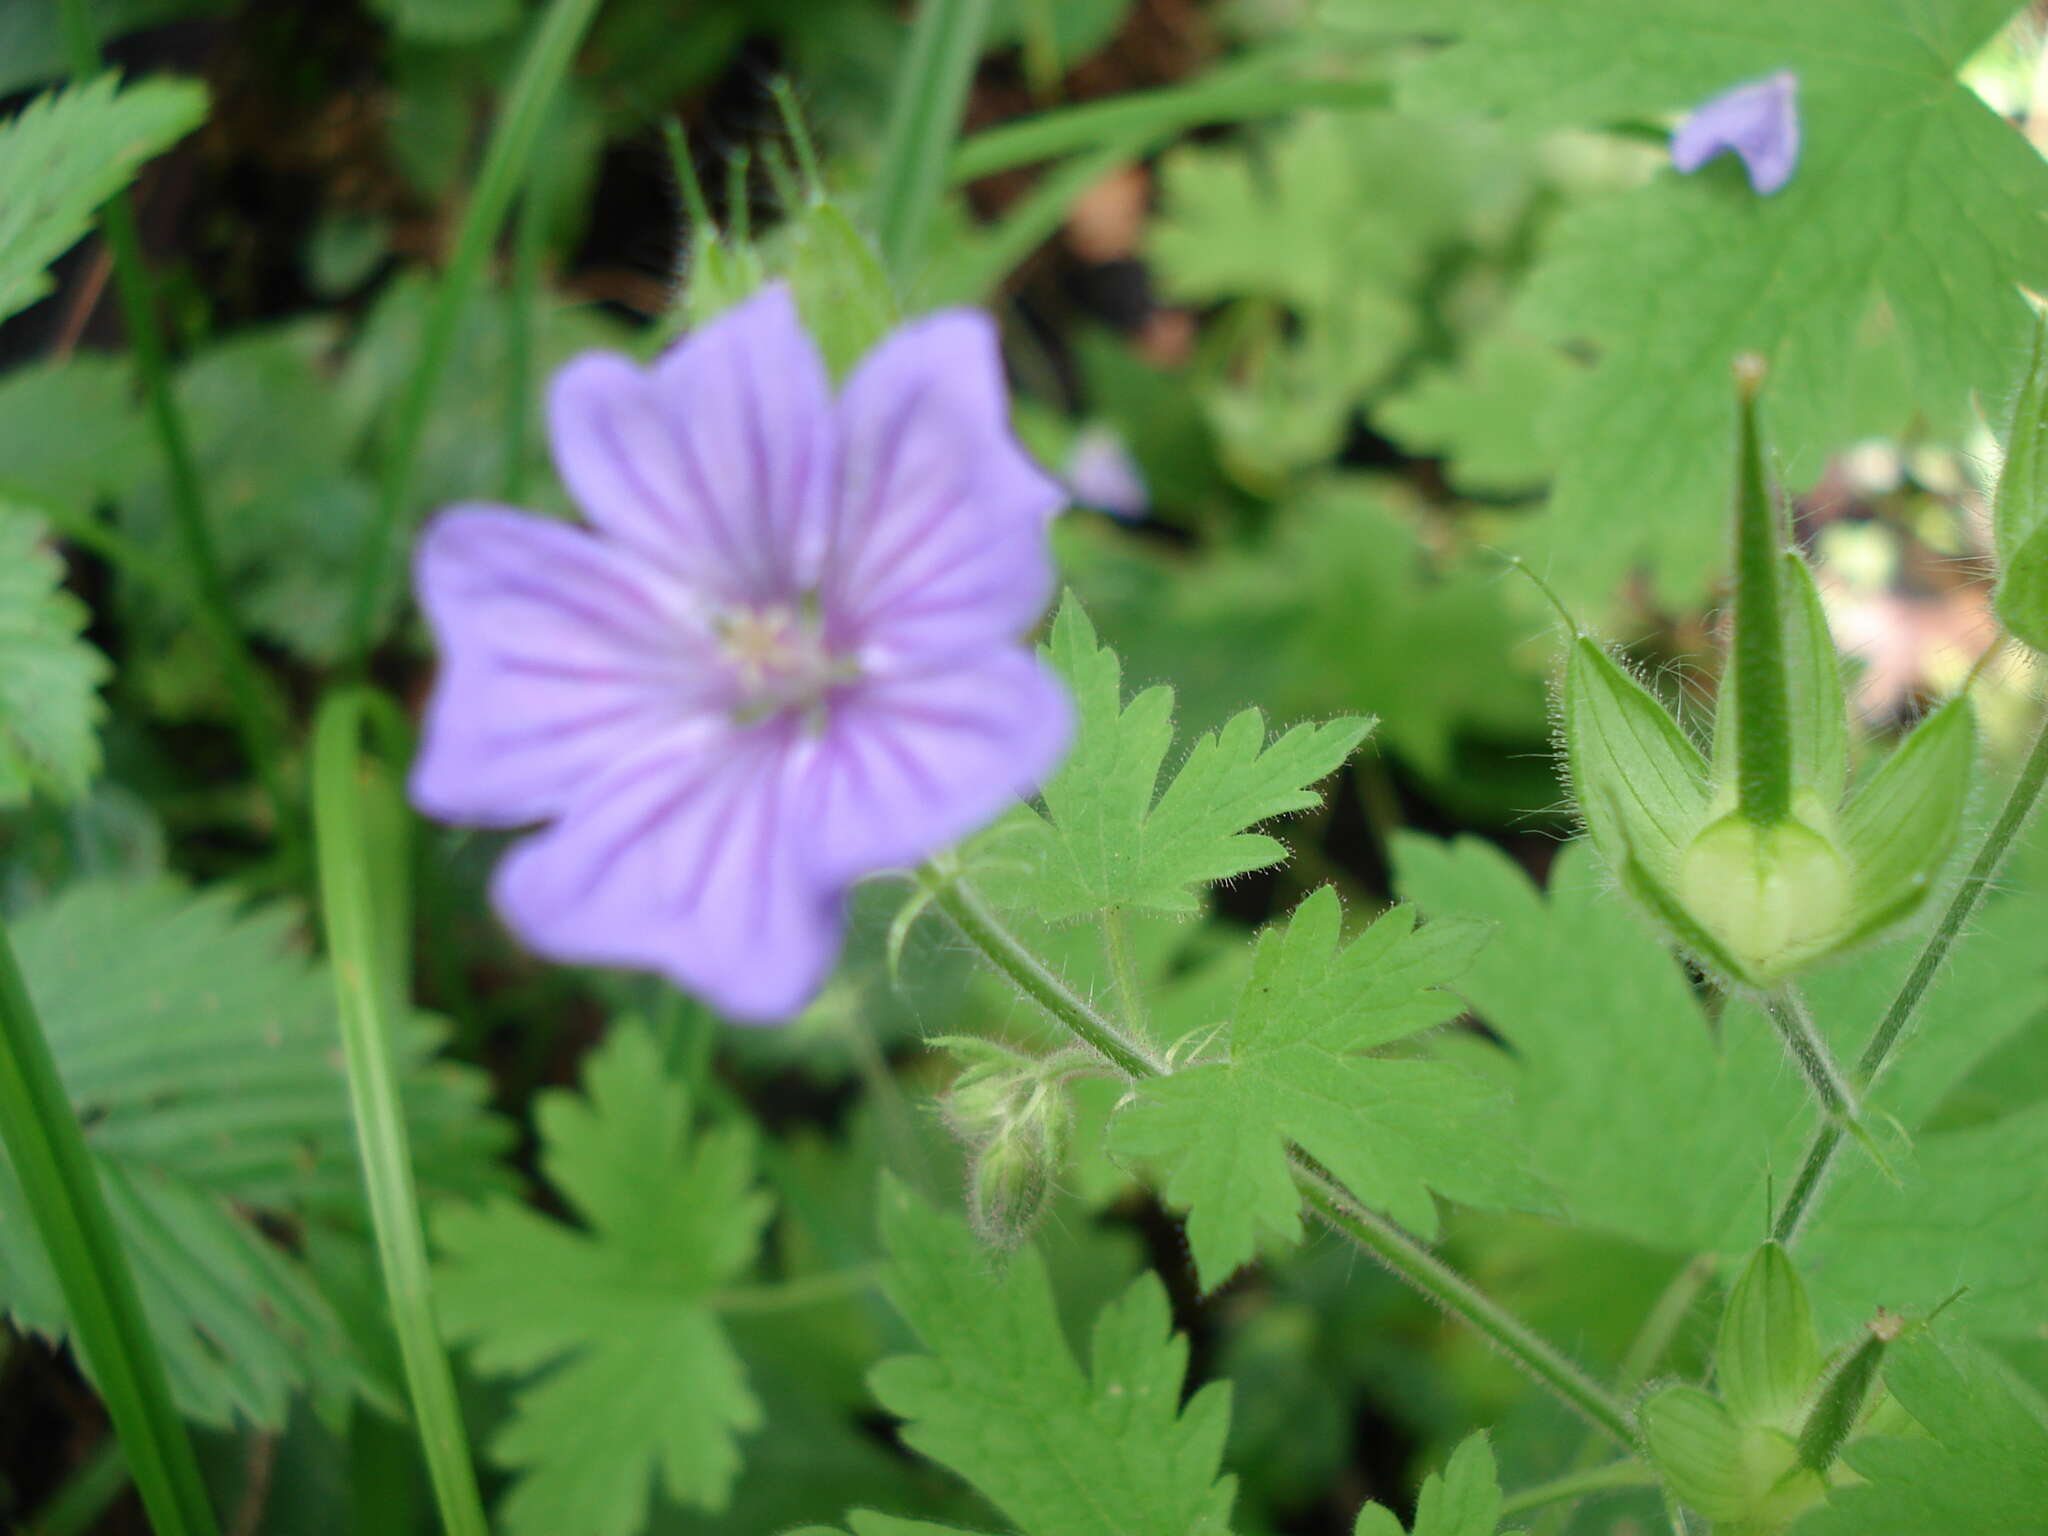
<box><xmin>967</xmin><ymin>1082</ymin><xmax>1072</xmax><ymax>1251</ymax></box>
<box><xmin>1642</xmin><ymin>1385</ymin><xmax>1826</xmax><ymax>1532</ymax></box>
<box><xmin>1993</xmin><ymin>308</ymin><xmax>2048</xmax><ymax>653</ymax></box>
<box><xmin>1718</xmin><ymin>1242</ymin><xmax>1823</xmax><ymax>1435</ymax></box>
<box><xmin>1564</xmin><ymin>361</ymin><xmax>1976</xmax><ymax>989</ymax></box>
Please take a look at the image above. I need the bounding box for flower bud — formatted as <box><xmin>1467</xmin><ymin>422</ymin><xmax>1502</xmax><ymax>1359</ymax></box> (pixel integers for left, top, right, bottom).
<box><xmin>1718</xmin><ymin>1242</ymin><xmax>1823</xmax><ymax>1435</ymax></box>
<box><xmin>1564</xmin><ymin>362</ymin><xmax>1975</xmax><ymax>989</ymax></box>
<box><xmin>967</xmin><ymin>1082</ymin><xmax>1072</xmax><ymax>1251</ymax></box>
<box><xmin>1641</xmin><ymin>1385</ymin><xmax>1825</xmax><ymax>1531</ymax></box>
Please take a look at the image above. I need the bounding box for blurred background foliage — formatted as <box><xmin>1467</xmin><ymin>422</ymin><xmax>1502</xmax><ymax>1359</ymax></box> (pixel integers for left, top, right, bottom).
<box><xmin>2</xmin><ymin>0</ymin><xmax>2046</xmax><ymax>1532</ymax></box>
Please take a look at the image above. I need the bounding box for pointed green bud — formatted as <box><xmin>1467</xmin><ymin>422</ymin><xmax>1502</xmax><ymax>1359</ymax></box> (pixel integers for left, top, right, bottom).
<box><xmin>1993</xmin><ymin>307</ymin><xmax>2048</xmax><ymax>653</ymax></box>
<box><xmin>1718</xmin><ymin>1242</ymin><xmax>1823</xmax><ymax>1433</ymax></box>
<box><xmin>1642</xmin><ymin>1385</ymin><xmax>1827</xmax><ymax>1532</ymax></box>
<box><xmin>1561</xmin><ymin>361</ymin><xmax>1976</xmax><ymax>988</ymax></box>
<box><xmin>1795</xmin><ymin>1309</ymin><xmax>1901</xmax><ymax>1474</ymax></box>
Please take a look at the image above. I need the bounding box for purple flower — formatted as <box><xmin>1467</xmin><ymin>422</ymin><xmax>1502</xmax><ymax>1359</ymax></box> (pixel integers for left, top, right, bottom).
<box><xmin>1671</xmin><ymin>71</ymin><xmax>1799</xmax><ymax>195</ymax></box>
<box><xmin>1064</xmin><ymin>425</ymin><xmax>1149</xmax><ymax>520</ymax></box>
<box><xmin>410</xmin><ymin>286</ymin><xmax>1072</xmax><ymax>1022</ymax></box>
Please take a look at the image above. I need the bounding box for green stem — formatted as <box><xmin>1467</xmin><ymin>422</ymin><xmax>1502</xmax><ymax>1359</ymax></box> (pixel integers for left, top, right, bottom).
<box><xmin>711</xmin><ymin>1264</ymin><xmax>882</xmax><ymax>1315</ymax></box>
<box><xmin>1099</xmin><ymin>907</ymin><xmax>1149</xmax><ymax>1037</ymax></box>
<box><xmin>0</xmin><ymin>919</ymin><xmax>219</xmax><ymax>1536</ymax></box>
<box><xmin>1760</xmin><ymin>986</ymin><xmax>1861</xmax><ymax>1131</ymax></box>
<box><xmin>58</xmin><ymin>0</ymin><xmax>293</xmax><ymax>852</ymax></box>
<box><xmin>343</xmin><ymin>0</ymin><xmax>605</xmax><ymax>665</ymax></box>
<box><xmin>499</xmin><ymin>182</ymin><xmax>549</xmax><ymax>506</ymax></box>
<box><xmin>949</xmin><ymin>54</ymin><xmax>1388</xmax><ymax>181</ymax></box>
<box><xmin>1775</xmin><ymin>706</ymin><xmax>2048</xmax><ymax>1242</ymax></box>
<box><xmin>312</xmin><ymin>689</ymin><xmax>489</xmax><ymax>1536</ymax></box>
<box><xmin>925</xmin><ymin>871</ymin><xmax>1637</xmax><ymax>1448</ymax></box>
<box><xmin>1502</xmin><ymin>1459</ymin><xmax>1660</xmax><ymax>1517</ymax></box>
<box><xmin>30</xmin><ymin>1439</ymin><xmax>129</xmax><ymax>1536</ymax></box>
<box><xmin>872</xmin><ymin>0</ymin><xmax>993</xmax><ymax>284</ymax></box>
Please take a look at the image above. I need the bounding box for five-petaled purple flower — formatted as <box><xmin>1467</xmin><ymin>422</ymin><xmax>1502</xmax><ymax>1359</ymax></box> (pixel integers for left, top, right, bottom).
<box><xmin>410</xmin><ymin>286</ymin><xmax>1072</xmax><ymax>1022</ymax></box>
<box><xmin>1671</xmin><ymin>71</ymin><xmax>1799</xmax><ymax>195</ymax></box>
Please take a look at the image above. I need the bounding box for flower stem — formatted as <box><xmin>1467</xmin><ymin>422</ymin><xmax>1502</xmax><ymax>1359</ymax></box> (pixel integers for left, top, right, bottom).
<box><xmin>1501</xmin><ymin>1459</ymin><xmax>1660</xmax><ymax>1517</ymax></box>
<box><xmin>58</xmin><ymin>0</ymin><xmax>293</xmax><ymax>854</ymax></box>
<box><xmin>925</xmin><ymin>871</ymin><xmax>1637</xmax><ymax>1448</ymax></box>
<box><xmin>343</xmin><ymin>0</ymin><xmax>604</xmax><ymax>667</ymax></box>
<box><xmin>0</xmin><ymin>917</ymin><xmax>219</xmax><ymax>1536</ymax></box>
<box><xmin>1775</xmin><ymin>706</ymin><xmax>2048</xmax><ymax>1242</ymax></box>
<box><xmin>1760</xmin><ymin>985</ymin><xmax>1864</xmax><ymax>1136</ymax></box>
<box><xmin>312</xmin><ymin>689</ymin><xmax>489</xmax><ymax>1536</ymax></box>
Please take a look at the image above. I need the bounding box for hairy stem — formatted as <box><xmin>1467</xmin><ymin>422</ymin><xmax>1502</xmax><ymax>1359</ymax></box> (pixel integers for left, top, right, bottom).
<box><xmin>1099</xmin><ymin>907</ymin><xmax>1150</xmax><ymax>1036</ymax></box>
<box><xmin>1775</xmin><ymin>706</ymin><xmax>2048</xmax><ymax>1242</ymax></box>
<box><xmin>925</xmin><ymin>870</ymin><xmax>1638</xmax><ymax>1448</ymax></box>
<box><xmin>1760</xmin><ymin>985</ymin><xmax>1862</xmax><ymax>1133</ymax></box>
<box><xmin>0</xmin><ymin>919</ymin><xmax>219</xmax><ymax>1536</ymax></box>
<box><xmin>59</xmin><ymin>0</ymin><xmax>293</xmax><ymax>852</ymax></box>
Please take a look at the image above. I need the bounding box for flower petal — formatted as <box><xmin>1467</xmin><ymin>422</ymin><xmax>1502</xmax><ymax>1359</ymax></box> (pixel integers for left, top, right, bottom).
<box><xmin>825</xmin><ymin>310</ymin><xmax>1064</xmax><ymax>668</ymax></box>
<box><xmin>1671</xmin><ymin>71</ymin><xmax>1800</xmax><ymax>196</ymax></box>
<box><xmin>804</xmin><ymin>648</ymin><xmax>1073</xmax><ymax>882</ymax></box>
<box><xmin>548</xmin><ymin>284</ymin><xmax>837</xmax><ymax>604</ymax></box>
<box><xmin>491</xmin><ymin>719</ymin><xmax>843</xmax><ymax>1023</ymax></box>
<box><xmin>410</xmin><ymin>507</ymin><xmax>727</xmax><ymax>828</ymax></box>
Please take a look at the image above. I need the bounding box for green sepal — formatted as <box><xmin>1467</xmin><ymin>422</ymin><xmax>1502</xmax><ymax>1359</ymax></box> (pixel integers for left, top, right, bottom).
<box><xmin>1642</xmin><ymin>1385</ymin><xmax>1825</xmax><ymax>1531</ymax></box>
<box><xmin>1565</xmin><ymin>637</ymin><xmax>1711</xmax><ymax>893</ymax></box>
<box><xmin>1712</xmin><ymin>551</ymin><xmax>1849</xmax><ymax>817</ymax></box>
<box><xmin>1838</xmin><ymin>696</ymin><xmax>1976</xmax><ymax>946</ymax></box>
<box><xmin>1795</xmin><ymin>1314</ymin><xmax>1898</xmax><ymax>1474</ymax></box>
<box><xmin>1718</xmin><ymin>1242</ymin><xmax>1822</xmax><ymax>1434</ymax></box>
<box><xmin>1993</xmin><ymin>310</ymin><xmax>2048</xmax><ymax>653</ymax></box>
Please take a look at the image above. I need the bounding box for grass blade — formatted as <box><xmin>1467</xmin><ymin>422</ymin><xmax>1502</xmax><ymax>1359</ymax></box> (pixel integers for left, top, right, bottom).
<box><xmin>0</xmin><ymin>919</ymin><xmax>218</xmax><ymax>1536</ymax></box>
<box><xmin>312</xmin><ymin>688</ymin><xmax>488</xmax><ymax>1536</ymax></box>
<box><xmin>873</xmin><ymin>0</ymin><xmax>994</xmax><ymax>284</ymax></box>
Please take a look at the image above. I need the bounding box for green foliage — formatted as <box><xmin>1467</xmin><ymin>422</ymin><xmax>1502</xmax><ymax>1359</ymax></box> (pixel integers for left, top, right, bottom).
<box><xmin>1792</xmin><ymin>1331</ymin><xmax>2048</xmax><ymax>1534</ymax></box>
<box><xmin>1114</xmin><ymin>889</ymin><xmax>1531</xmax><ymax>1287</ymax></box>
<box><xmin>980</xmin><ymin>599</ymin><xmax>1369</xmax><ymax>922</ymax></box>
<box><xmin>1352</xmin><ymin>1434</ymin><xmax>1503</xmax><ymax>1536</ymax></box>
<box><xmin>1395</xmin><ymin>834</ymin><xmax>2048</xmax><ymax>1338</ymax></box>
<box><xmin>0</xmin><ymin>356</ymin><xmax>151</xmax><ymax>513</ymax></box>
<box><xmin>0</xmin><ymin>877</ymin><xmax>504</xmax><ymax>1427</ymax></box>
<box><xmin>1992</xmin><ymin>309</ymin><xmax>2048</xmax><ymax>652</ymax></box>
<box><xmin>850</xmin><ymin>1178</ymin><xmax>1237</xmax><ymax>1536</ymax></box>
<box><xmin>435</xmin><ymin>1022</ymin><xmax>772</xmax><ymax>1535</ymax></box>
<box><xmin>1357</xmin><ymin>0</ymin><xmax>2048</xmax><ymax>601</ymax></box>
<box><xmin>370</xmin><ymin>0</ymin><xmax>521</xmax><ymax>42</ymax></box>
<box><xmin>1374</xmin><ymin>329</ymin><xmax>1572</xmax><ymax>497</ymax></box>
<box><xmin>0</xmin><ymin>74</ymin><xmax>208</xmax><ymax>325</ymax></box>
<box><xmin>0</xmin><ymin>505</ymin><xmax>108</xmax><ymax>807</ymax></box>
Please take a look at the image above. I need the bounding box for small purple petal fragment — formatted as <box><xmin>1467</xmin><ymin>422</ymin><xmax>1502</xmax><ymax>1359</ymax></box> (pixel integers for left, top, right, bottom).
<box><xmin>1065</xmin><ymin>425</ymin><xmax>1149</xmax><ymax>520</ymax></box>
<box><xmin>1672</xmin><ymin>71</ymin><xmax>1799</xmax><ymax>195</ymax></box>
<box><xmin>412</xmin><ymin>284</ymin><xmax>1072</xmax><ymax>1023</ymax></box>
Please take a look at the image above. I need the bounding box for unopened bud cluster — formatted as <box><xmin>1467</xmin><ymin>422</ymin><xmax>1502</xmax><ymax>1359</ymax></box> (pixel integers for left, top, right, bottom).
<box><xmin>1564</xmin><ymin>359</ymin><xmax>1976</xmax><ymax>989</ymax></box>
<box><xmin>1643</xmin><ymin>1243</ymin><xmax>1902</xmax><ymax>1532</ymax></box>
<box><xmin>935</xmin><ymin>1038</ymin><xmax>1076</xmax><ymax>1250</ymax></box>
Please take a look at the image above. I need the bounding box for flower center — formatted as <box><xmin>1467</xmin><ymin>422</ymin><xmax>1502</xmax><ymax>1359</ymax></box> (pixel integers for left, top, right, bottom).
<box><xmin>715</xmin><ymin>601</ymin><xmax>851</xmax><ymax>722</ymax></box>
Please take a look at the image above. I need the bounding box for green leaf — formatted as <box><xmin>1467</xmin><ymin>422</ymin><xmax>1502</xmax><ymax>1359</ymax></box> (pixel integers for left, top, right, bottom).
<box><xmin>1791</xmin><ymin>1332</ymin><xmax>2048</xmax><ymax>1535</ymax></box>
<box><xmin>1352</xmin><ymin>1433</ymin><xmax>1505</xmax><ymax>1536</ymax></box>
<box><xmin>1373</xmin><ymin>328</ymin><xmax>1574</xmax><ymax>497</ymax></box>
<box><xmin>1391</xmin><ymin>832</ymin><xmax>2048</xmax><ymax>1327</ymax></box>
<box><xmin>982</xmin><ymin>598</ymin><xmax>1369</xmax><ymax>921</ymax></box>
<box><xmin>0</xmin><ymin>355</ymin><xmax>151</xmax><ymax>515</ymax></box>
<box><xmin>0</xmin><ymin>878</ymin><xmax>504</xmax><ymax>1427</ymax></box>
<box><xmin>369</xmin><ymin>0</ymin><xmax>520</xmax><ymax>42</ymax></box>
<box><xmin>1361</xmin><ymin>0</ymin><xmax>2048</xmax><ymax>601</ymax></box>
<box><xmin>1112</xmin><ymin>889</ymin><xmax>1533</xmax><ymax>1288</ymax></box>
<box><xmin>1993</xmin><ymin>310</ymin><xmax>2048</xmax><ymax>652</ymax></box>
<box><xmin>435</xmin><ymin>1022</ymin><xmax>771</xmax><ymax>1534</ymax></box>
<box><xmin>0</xmin><ymin>504</ymin><xmax>108</xmax><ymax>806</ymax></box>
<box><xmin>861</xmin><ymin>1177</ymin><xmax>1237</xmax><ymax>1536</ymax></box>
<box><xmin>0</xmin><ymin>74</ymin><xmax>208</xmax><ymax>325</ymax></box>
